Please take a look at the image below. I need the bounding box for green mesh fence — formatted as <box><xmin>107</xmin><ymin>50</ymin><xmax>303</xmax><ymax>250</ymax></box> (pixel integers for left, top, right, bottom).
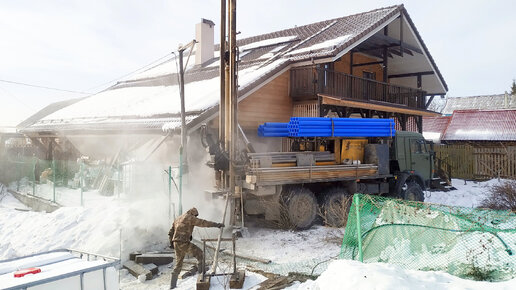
<box><xmin>5</xmin><ymin>156</ymin><xmax>120</xmax><ymax>205</ymax></box>
<box><xmin>341</xmin><ymin>194</ymin><xmax>516</xmax><ymax>281</ymax></box>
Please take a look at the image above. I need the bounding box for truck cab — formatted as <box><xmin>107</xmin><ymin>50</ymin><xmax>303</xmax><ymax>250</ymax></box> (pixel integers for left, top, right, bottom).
<box><xmin>392</xmin><ymin>131</ymin><xmax>434</xmax><ymax>189</ymax></box>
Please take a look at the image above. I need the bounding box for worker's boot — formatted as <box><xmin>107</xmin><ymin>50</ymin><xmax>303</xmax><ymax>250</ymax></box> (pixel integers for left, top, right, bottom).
<box><xmin>170</xmin><ymin>273</ymin><xmax>178</xmax><ymax>289</ymax></box>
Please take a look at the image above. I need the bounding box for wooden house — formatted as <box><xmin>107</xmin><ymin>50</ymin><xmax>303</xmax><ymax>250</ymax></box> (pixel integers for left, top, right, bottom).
<box><xmin>18</xmin><ymin>5</ymin><xmax>447</xmax><ymax>162</ymax></box>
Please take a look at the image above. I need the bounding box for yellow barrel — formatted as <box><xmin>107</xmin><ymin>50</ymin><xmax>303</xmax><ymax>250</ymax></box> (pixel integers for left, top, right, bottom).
<box><xmin>340</xmin><ymin>139</ymin><xmax>368</xmax><ymax>164</ymax></box>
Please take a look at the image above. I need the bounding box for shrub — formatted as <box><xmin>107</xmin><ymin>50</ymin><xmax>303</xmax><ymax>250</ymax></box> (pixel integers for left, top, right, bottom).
<box><xmin>480</xmin><ymin>180</ymin><xmax>516</xmax><ymax>211</ymax></box>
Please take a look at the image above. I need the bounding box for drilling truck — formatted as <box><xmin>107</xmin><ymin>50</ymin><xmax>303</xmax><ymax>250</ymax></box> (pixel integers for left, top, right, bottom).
<box><xmin>202</xmin><ymin>117</ymin><xmax>449</xmax><ymax>230</ymax></box>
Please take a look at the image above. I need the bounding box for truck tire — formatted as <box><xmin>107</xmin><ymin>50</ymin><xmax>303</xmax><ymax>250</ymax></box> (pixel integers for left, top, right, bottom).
<box><xmin>322</xmin><ymin>188</ymin><xmax>352</xmax><ymax>228</ymax></box>
<box><xmin>282</xmin><ymin>187</ymin><xmax>317</xmax><ymax>230</ymax></box>
<box><xmin>402</xmin><ymin>181</ymin><xmax>424</xmax><ymax>202</ymax></box>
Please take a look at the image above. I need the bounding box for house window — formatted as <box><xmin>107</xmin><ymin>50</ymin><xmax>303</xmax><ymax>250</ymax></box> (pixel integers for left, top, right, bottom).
<box><xmin>363</xmin><ymin>71</ymin><xmax>376</xmax><ymax>80</ymax></box>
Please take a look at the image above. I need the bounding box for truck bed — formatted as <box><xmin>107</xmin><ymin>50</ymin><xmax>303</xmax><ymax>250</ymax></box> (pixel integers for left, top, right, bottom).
<box><xmin>246</xmin><ymin>163</ymin><xmax>384</xmax><ymax>186</ymax></box>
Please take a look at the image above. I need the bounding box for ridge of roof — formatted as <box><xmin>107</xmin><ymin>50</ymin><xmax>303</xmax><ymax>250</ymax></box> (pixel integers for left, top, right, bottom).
<box><xmin>235</xmin><ymin>5</ymin><xmax>402</xmax><ymax>47</ymax></box>
<box><xmin>449</xmin><ymin>93</ymin><xmax>507</xmax><ymax>99</ymax></box>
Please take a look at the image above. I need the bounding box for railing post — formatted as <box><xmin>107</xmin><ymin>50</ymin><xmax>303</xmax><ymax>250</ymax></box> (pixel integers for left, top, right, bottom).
<box><xmin>354</xmin><ymin>194</ymin><xmax>363</xmax><ymax>262</ymax></box>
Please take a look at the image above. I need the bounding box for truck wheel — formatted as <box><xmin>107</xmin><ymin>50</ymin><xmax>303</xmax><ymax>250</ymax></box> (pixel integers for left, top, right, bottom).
<box><xmin>402</xmin><ymin>181</ymin><xmax>424</xmax><ymax>202</ymax></box>
<box><xmin>322</xmin><ymin>188</ymin><xmax>352</xmax><ymax>227</ymax></box>
<box><xmin>282</xmin><ymin>187</ymin><xmax>317</xmax><ymax>230</ymax></box>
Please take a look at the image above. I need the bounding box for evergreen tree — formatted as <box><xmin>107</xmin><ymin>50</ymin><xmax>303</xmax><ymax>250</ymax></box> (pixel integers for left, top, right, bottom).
<box><xmin>511</xmin><ymin>79</ymin><xmax>516</xmax><ymax>96</ymax></box>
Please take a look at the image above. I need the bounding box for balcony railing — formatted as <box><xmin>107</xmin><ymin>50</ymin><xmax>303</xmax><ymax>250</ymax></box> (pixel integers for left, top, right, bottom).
<box><xmin>290</xmin><ymin>67</ymin><xmax>427</xmax><ymax>110</ymax></box>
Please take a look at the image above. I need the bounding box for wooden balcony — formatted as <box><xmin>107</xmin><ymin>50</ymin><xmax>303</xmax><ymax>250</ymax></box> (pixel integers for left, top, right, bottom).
<box><xmin>290</xmin><ymin>67</ymin><xmax>427</xmax><ymax>110</ymax></box>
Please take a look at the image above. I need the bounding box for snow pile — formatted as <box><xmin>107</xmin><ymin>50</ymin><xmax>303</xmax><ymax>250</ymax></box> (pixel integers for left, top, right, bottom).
<box><xmin>0</xmin><ymin>195</ymin><xmax>170</xmax><ymax>261</ymax></box>
<box><xmin>288</xmin><ymin>259</ymin><xmax>516</xmax><ymax>290</ymax></box>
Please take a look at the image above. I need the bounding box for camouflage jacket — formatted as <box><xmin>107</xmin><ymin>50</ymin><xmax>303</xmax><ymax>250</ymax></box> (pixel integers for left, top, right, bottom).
<box><xmin>169</xmin><ymin>210</ymin><xmax>219</xmax><ymax>243</ymax></box>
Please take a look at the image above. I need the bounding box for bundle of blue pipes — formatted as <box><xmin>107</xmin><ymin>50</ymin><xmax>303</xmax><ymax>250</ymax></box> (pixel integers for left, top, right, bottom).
<box><xmin>258</xmin><ymin>117</ymin><xmax>396</xmax><ymax>138</ymax></box>
<box><xmin>258</xmin><ymin>122</ymin><xmax>289</xmax><ymax>137</ymax></box>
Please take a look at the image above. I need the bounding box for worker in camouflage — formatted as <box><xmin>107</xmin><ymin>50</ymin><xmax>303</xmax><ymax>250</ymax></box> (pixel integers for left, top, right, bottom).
<box><xmin>169</xmin><ymin>207</ymin><xmax>223</xmax><ymax>289</ymax></box>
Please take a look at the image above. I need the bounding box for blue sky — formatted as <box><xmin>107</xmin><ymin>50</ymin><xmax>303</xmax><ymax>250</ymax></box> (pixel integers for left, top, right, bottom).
<box><xmin>1</xmin><ymin>0</ymin><xmax>515</xmax><ymax>126</ymax></box>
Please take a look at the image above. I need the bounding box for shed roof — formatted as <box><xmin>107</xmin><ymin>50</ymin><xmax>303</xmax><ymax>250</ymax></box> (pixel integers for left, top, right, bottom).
<box><xmin>442</xmin><ymin>110</ymin><xmax>516</xmax><ymax>141</ymax></box>
<box><xmin>422</xmin><ymin>116</ymin><xmax>451</xmax><ymax>142</ymax></box>
<box><xmin>21</xmin><ymin>5</ymin><xmax>447</xmax><ymax>135</ymax></box>
<box><xmin>442</xmin><ymin>94</ymin><xmax>516</xmax><ymax>115</ymax></box>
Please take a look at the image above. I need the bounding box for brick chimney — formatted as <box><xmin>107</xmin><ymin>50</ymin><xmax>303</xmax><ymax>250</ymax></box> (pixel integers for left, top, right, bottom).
<box><xmin>195</xmin><ymin>18</ymin><xmax>215</xmax><ymax>66</ymax></box>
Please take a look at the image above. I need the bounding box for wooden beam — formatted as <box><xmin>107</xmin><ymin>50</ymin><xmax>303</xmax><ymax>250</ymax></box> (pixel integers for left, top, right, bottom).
<box><xmin>388</xmin><ymin>71</ymin><xmax>434</xmax><ymax>78</ymax></box>
<box><xmin>366</xmin><ymin>34</ymin><xmax>423</xmax><ymax>54</ymax></box>
<box><xmin>349</xmin><ymin>51</ymin><xmax>353</xmax><ymax>74</ymax></box>
<box><xmin>352</xmin><ymin>61</ymin><xmax>383</xmax><ymax>67</ymax></box>
<box><xmin>425</xmin><ymin>95</ymin><xmax>435</xmax><ymax>109</ymax></box>
<box><xmin>383</xmin><ymin>47</ymin><xmax>388</xmax><ymax>82</ymax></box>
<box><xmin>399</xmin><ymin>13</ymin><xmax>404</xmax><ymax>57</ymax></box>
<box><xmin>383</xmin><ymin>25</ymin><xmax>388</xmax><ymax>82</ymax></box>
<box><xmin>319</xmin><ymin>95</ymin><xmax>441</xmax><ymax>117</ymax></box>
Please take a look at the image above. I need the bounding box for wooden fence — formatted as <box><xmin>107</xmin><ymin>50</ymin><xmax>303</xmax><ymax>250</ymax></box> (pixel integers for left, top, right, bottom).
<box><xmin>435</xmin><ymin>144</ymin><xmax>516</xmax><ymax>180</ymax></box>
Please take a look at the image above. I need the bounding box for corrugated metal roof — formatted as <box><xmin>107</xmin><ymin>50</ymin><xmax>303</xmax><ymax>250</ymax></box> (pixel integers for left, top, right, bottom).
<box><xmin>422</xmin><ymin>116</ymin><xmax>450</xmax><ymax>142</ymax></box>
<box><xmin>442</xmin><ymin>94</ymin><xmax>516</xmax><ymax>115</ymax></box>
<box><xmin>442</xmin><ymin>110</ymin><xmax>516</xmax><ymax>141</ymax></box>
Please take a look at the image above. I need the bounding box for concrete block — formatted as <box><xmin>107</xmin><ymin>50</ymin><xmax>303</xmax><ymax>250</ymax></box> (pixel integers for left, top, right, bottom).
<box><xmin>229</xmin><ymin>269</ymin><xmax>246</xmax><ymax>289</ymax></box>
<box><xmin>129</xmin><ymin>252</ymin><xmax>141</xmax><ymax>261</ymax></box>
<box><xmin>143</xmin><ymin>263</ymin><xmax>159</xmax><ymax>275</ymax></box>
<box><xmin>196</xmin><ymin>274</ymin><xmax>211</xmax><ymax>290</ymax></box>
<box><xmin>135</xmin><ymin>253</ymin><xmax>174</xmax><ymax>265</ymax></box>
<box><xmin>123</xmin><ymin>260</ymin><xmax>152</xmax><ymax>281</ymax></box>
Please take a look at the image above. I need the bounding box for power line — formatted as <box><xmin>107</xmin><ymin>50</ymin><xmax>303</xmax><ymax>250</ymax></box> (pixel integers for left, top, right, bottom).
<box><xmin>0</xmin><ymin>79</ymin><xmax>90</xmax><ymax>95</ymax></box>
<box><xmin>84</xmin><ymin>53</ymin><xmax>176</xmax><ymax>92</ymax></box>
<box><xmin>1</xmin><ymin>52</ymin><xmax>177</xmax><ymax>96</ymax></box>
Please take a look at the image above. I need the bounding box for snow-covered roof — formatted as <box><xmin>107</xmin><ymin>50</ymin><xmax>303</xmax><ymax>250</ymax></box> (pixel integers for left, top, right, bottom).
<box><xmin>22</xmin><ymin>4</ymin><xmax>446</xmax><ymax>135</ymax></box>
<box><xmin>0</xmin><ymin>127</ymin><xmax>16</xmax><ymax>134</ymax></box>
<box><xmin>442</xmin><ymin>94</ymin><xmax>516</xmax><ymax>115</ymax></box>
<box><xmin>442</xmin><ymin>110</ymin><xmax>516</xmax><ymax>142</ymax></box>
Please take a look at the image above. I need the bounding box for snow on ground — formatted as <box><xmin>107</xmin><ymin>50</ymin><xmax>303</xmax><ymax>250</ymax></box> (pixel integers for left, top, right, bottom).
<box><xmin>0</xmin><ymin>187</ymin><xmax>29</xmax><ymax>211</ymax></box>
<box><xmin>2</xmin><ymin>178</ymin><xmax>516</xmax><ymax>289</ymax></box>
<box><xmin>425</xmin><ymin>178</ymin><xmax>505</xmax><ymax>208</ymax></box>
<box><xmin>287</xmin><ymin>259</ymin><xmax>516</xmax><ymax>290</ymax></box>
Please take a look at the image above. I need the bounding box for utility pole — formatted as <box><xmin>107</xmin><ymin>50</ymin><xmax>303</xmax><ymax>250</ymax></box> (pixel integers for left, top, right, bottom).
<box><xmin>177</xmin><ymin>40</ymin><xmax>196</xmax><ymax>215</ymax></box>
<box><xmin>228</xmin><ymin>0</ymin><xmax>238</xmax><ymax>226</ymax></box>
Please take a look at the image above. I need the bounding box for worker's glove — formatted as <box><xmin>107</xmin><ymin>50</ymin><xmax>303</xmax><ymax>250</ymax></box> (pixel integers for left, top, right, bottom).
<box><xmin>216</xmin><ymin>223</ymin><xmax>224</xmax><ymax>228</ymax></box>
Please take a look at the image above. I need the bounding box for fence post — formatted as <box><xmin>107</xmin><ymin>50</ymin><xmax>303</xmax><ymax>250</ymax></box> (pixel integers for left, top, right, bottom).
<box><xmin>178</xmin><ymin>147</ymin><xmax>183</xmax><ymax>216</ymax></box>
<box><xmin>80</xmin><ymin>160</ymin><xmax>84</xmax><ymax>207</ymax></box>
<box><xmin>168</xmin><ymin>165</ymin><xmax>172</xmax><ymax>222</ymax></box>
<box><xmin>354</xmin><ymin>194</ymin><xmax>363</xmax><ymax>262</ymax></box>
<box><xmin>32</xmin><ymin>157</ymin><xmax>36</xmax><ymax>195</ymax></box>
<box><xmin>52</xmin><ymin>159</ymin><xmax>56</xmax><ymax>203</ymax></box>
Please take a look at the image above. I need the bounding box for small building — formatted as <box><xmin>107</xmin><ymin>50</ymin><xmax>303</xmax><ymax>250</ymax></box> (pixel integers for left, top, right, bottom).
<box><xmin>424</xmin><ymin>109</ymin><xmax>516</xmax><ymax>180</ymax></box>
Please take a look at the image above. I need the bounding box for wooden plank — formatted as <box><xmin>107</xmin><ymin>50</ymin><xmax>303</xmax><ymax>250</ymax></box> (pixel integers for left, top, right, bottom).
<box><xmin>320</xmin><ymin>95</ymin><xmax>440</xmax><ymax>117</ymax></box>
<box><xmin>435</xmin><ymin>143</ymin><xmax>516</xmax><ymax>180</ymax></box>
